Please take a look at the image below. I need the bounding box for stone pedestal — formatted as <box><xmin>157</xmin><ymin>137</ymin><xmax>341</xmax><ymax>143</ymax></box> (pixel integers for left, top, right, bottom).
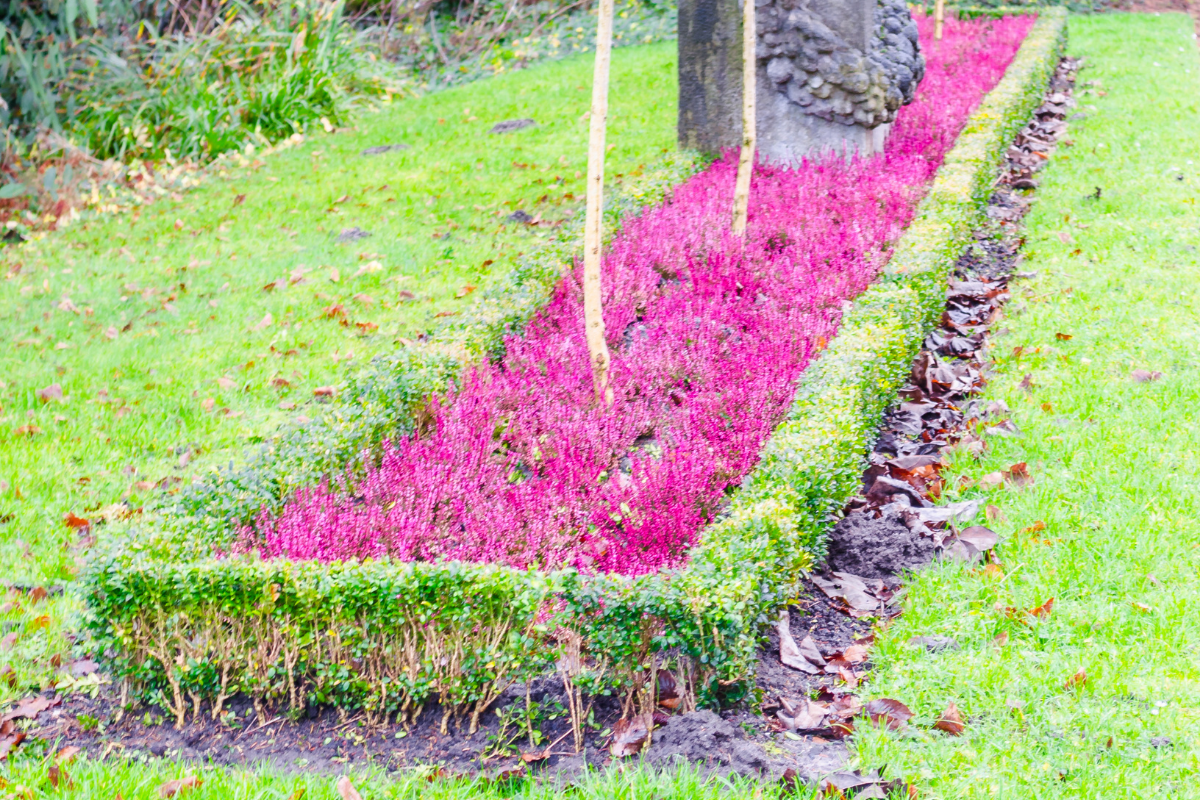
<box><xmin>678</xmin><ymin>0</ymin><xmax>924</xmax><ymax>164</ymax></box>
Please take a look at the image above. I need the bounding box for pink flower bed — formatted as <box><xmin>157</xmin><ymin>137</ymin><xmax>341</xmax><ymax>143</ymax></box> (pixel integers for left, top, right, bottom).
<box><xmin>242</xmin><ymin>14</ymin><xmax>1035</xmax><ymax>575</ymax></box>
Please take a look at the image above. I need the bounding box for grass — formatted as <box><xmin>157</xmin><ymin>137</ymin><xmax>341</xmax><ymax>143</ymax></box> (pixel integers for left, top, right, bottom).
<box><xmin>852</xmin><ymin>12</ymin><xmax>1200</xmax><ymax>797</ymax></box>
<box><xmin>0</xmin><ymin>756</ymin><xmax>808</xmax><ymax>800</ymax></box>
<box><xmin>0</xmin><ymin>41</ymin><xmax>678</xmax><ymax>706</ymax></box>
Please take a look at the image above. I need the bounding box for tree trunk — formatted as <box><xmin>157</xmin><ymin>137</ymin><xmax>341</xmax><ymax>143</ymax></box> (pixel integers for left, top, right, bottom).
<box><xmin>583</xmin><ymin>0</ymin><xmax>615</xmax><ymax>404</ymax></box>
<box><xmin>934</xmin><ymin>0</ymin><xmax>945</xmax><ymax>40</ymax></box>
<box><xmin>731</xmin><ymin>0</ymin><xmax>755</xmax><ymax>235</ymax></box>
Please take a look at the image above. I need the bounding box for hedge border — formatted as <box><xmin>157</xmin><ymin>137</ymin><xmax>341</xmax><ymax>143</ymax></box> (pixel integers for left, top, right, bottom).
<box><xmin>81</xmin><ymin>9</ymin><xmax>1067</xmax><ymax>732</ymax></box>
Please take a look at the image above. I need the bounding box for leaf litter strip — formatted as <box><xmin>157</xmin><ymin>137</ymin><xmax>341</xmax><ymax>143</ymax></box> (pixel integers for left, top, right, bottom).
<box><xmin>6</xmin><ymin>56</ymin><xmax>1082</xmax><ymax>798</ymax></box>
<box><xmin>742</xmin><ymin>54</ymin><xmax>1084</xmax><ymax>795</ymax></box>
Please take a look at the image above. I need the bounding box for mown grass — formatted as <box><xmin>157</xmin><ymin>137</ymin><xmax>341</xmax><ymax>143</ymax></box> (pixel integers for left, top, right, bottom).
<box><xmin>853</xmin><ymin>12</ymin><xmax>1200</xmax><ymax>797</ymax></box>
<box><xmin>0</xmin><ymin>42</ymin><xmax>679</xmax><ymax>708</ymax></box>
<box><xmin>0</xmin><ymin>756</ymin><xmax>807</xmax><ymax>800</ymax></box>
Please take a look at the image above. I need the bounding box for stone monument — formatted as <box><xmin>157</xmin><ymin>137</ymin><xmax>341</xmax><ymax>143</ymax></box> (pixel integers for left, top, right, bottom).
<box><xmin>678</xmin><ymin>0</ymin><xmax>925</xmax><ymax>163</ymax></box>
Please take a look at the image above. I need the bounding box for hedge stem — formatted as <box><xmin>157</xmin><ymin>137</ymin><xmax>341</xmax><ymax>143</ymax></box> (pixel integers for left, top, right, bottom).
<box><xmin>583</xmin><ymin>0</ymin><xmax>615</xmax><ymax>404</ymax></box>
<box><xmin>731</xmin><ymin>0</ymin><xmax>756</xmax><ymax>236</ymax></box>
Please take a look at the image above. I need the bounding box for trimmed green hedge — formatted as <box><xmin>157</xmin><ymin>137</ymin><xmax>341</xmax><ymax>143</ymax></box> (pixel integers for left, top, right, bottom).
<box><xmin>81</xmin><ymin>9</ymin><xmax>1067</xmax><ymax>732</ymax></box>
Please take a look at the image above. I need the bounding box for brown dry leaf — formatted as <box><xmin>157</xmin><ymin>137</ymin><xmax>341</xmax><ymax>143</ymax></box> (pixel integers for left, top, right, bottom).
<box><xmin>1055</xmin><ymin>332</ymin><xmax>1073</xmax><ymax>341</ymax></box>
<box><xmin>28</xmin><ymin>587</ymin><xmax>46</xmax><ymax>603</ymax></box>
<box><xmin>201</xmin><ymin>398</ymin><xmax>215</xmax><ymax>412</ymax></box>
<box><xmin>994</xmin><ymin>631</ymin><xmax>1009</xmax><ymax>647</ymax></box>
<box><xmin>62</xmin><ymin>513</ymin><xmax>90</xmax><ymax>530</ymax></box>
<box><xmin>1030</xmin><ymin>597</ymin><xmax>1055</xmax><ymax>619</ymax></box>
<box><xmin>979</xmin><ymin>472</ymin><xmax>1004</xmax><ymax>490</ymax></box>
<box><xmin>777</xmin><ymin>615</ymin><xmax>822</xmax><ymax>675</ymax></box>
<box><xmin>36</xmin><ymin>384</ymin><xmax>63</xmax><ymax>403</ymax></box>
<box><xmin>933</xmin><ymin>701</ymin><xmax>966</xmax><ymax>735</ymax></box>
<box><xmin>609</xmin><ymin>714</ymin><xmax>650</xmax><ymax>758</ymax></box>
<box><xmin>335</xmin><ymin>776</ymin><xmax>363</xmax><ymax>800</ymax></box>
<box><xmin>779</xmin><ymin>697</ymin><xmax>829</xmax><ymax>731</ymax></box>
<box><xmin>1020</xmin><ymin>520</ymin><xmax>1047</xmax><ymax>537</ymax></box>
<box><xmin>1018</xmin><ymin>373</ymin><xmax>1035</xmax><ymax>393</ymax></box>
<box><xmin>0</xmin><ymin>633</ymin><xmax>17</xmax><ymax>651</ymax></box>
<box><xmin>313</xmin><ymin>386</ymin><xmax>335</xmax><ymax>397</ymax></box>
<box><xmin>864</xmin><ymin>698</ymin><xmax>914</xmax><ymax>730</ymax></box>
<box><xmin>455</xmin><ymin>284</ymin><xmax>477</xmax><ymax>299</ymax></box>
<box><xmin>1063</xmin><ymin>668</ymin><xmax>1087</xmax><ymax>690</ymax></box>
<box><xmin>1132</xmin><ymin>602</ymin><xmax>1152</xmax><ymax>613</ymax></box>
<box><xmin>985</xmin><ymin>504</ymin><xmax>1006</xmax><ymax>523</ymax></box>
<box><xmin>842</xmin><ymin>644</ymin><xmax>869</xmax><ymax>664</ymax></box>
<box><xmin>983</xmin><ymin>562</ymin><xmax>1005</xmax><ymax>579</ymax></box>
<box><xmin>958</xmin><ymin>525</ymin><xmax>998</xmax><ymax>553</ymax></box>
<box><xmin>352</xmin><ymin>293</ymin><xmax>375</xmax><ymax>305</ymax></box>
<box><xmin>1056</xmin><ymin>231</ymin><xmax>1075</xmax><ymax>244</ymax></box>
<box><xmin>0</xmin><ymin>666</ymin><xmax>15</xmax><ymax>689</ymax></box>
<box><xmin>48</xmin><ymin>762</ymin><xmax>72</xmax><ymax>790</ymax></box>
<box><xmin>216</xmin><ymin>377</ymin><xmax>237</xmax><ymax>390</ymax></box>
<box><xmin>285</xmin><ymin>790</ymin><xmax>306</xmax><ymax>800</ymax></box>
<box><xmin>55</xmin><ymin>746</ymin><xmax>81</xmax><ymax>765</ymax></box>
<box><xmin>158</xmin><ymin>776</ymin><xmax>202</xmax><ymax>798</ymax></box>
<box><xmin>1003</xmin><ymin>462</ymin><xmax>1035</xmax><ymax>488</ymax></box>
<box><xmin>279</xmin><ymin>401</ymin><xmax>296</xmax><ymax>410</ymax></box>
<box><xmin>1</xmin><ymin>695</ymin><xmax>61</xmax><ymax>723</ymax></box>
<box><xmin>104</xmin><ymin>326</ymin><xmax>119</xmax><ymax>340</ymax></box>
<box><xmin>1130</xmin><ymin>369</ymin><xmax>1163</xmax><ymax>383</ymax></box>
<box><xmin>14</xmin><ymin>425</ymin><xmax>42</xmax><ymax>437</ymax></box>
<box><xmin>1041</xmin><ymin>402</ymin><xmax>1054</xmax><ymax>413</ymax></box>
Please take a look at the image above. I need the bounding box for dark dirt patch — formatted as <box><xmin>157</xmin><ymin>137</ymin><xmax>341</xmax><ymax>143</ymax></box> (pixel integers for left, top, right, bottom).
<box><xmin>826</xmin><ymin>510</ymin><xmax>938</xmax><ymax>580</ymax></box>
<box><xmin>489</xmin><ymin>118</ymin><xmax>537</xmax><ymax>134</ymax></box>
<box><xmin>16</xmin><ymin>56</ymin><xmax>1080</xmax><ymax>795</ymax></box>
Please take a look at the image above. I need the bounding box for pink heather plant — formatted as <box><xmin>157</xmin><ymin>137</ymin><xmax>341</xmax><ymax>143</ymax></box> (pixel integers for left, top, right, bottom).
<box><xmin>242</xmin><ymin>14</ymin><xmax>1036</xmax><ymax>575</ymax></box>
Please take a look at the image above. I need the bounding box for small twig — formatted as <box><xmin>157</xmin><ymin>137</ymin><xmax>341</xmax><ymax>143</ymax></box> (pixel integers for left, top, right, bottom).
<box><xmin>236</xmin><ymin>715</ymin><xmax>283</xmax><ymax>739</ymax></box>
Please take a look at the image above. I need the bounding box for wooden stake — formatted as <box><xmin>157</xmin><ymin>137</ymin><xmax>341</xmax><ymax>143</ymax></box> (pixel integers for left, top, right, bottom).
<box><xmin>934</xmin><ymin>0</ymin><xmax>945</xmax><ymax>41</ymax></box>
<box><xmin>731</xmin><ymin>0</ymin><xmax>756</xmax><ymax>236</ymax></box>
<box><xmin>583</xmin><ymin>0</ymin><xmax>615</xmax><ymax>404</ymax></box>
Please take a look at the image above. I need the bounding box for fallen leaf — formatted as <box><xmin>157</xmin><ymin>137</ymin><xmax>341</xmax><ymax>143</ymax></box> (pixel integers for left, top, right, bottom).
<box><xmin>842</xmin><ymin>644</ymin><xmax>869</xmax><ymax>664</ymax></box>
<box><xmin>335</xmin><ymin>776</ymin><xmax>362</xmax><ymax>800</ymax></box>
<box><xmin>1020</xmin><ymin>520</ymin><xmax>1047</xmax><ymax>537</ymax></box>
<box><xmin>609</xmin><ymin>714</ymin><xmax>650</xmax><ymax>758</ymax></box>
<box><xmin>14</xmin><ymin>425</ymin><xmax>42</xmax><ymax>437</ymax></box>
<box><xmin>979</xmin><ymin>472</ymin><xmax>1004</xmax><ymax>489</ymax></box>
<box><xmin>0</xmin><ymin>666</ymin><xmax>15</xmax><ymax>688</ymax></box>
<box><xmin>864</xmin><ymin>698</ymin><xmax>914</xmax><ymax>730</ymax></box>
<box><xmin>1018</xmin><ymin>373</ymin><xmax>1035</xmax><ymax>393</ymax></box>
<box><xmin>252</xmin><ymin>313</ymin><xmax>274</xmax><ymax>331</ymax></box>
<box><xmin>28</xmin><ymin>587</ymin><xmax>46</xmax><ymax>603</ymax></box>
<box><xmin>329</xmin><ymin>268</ymin><xmax>341</xmax><ymax>283</ymax></box>
<box><xmin>778</xmin><ymin>696</ymin><xmax>828</xmax><ymax>731</ymax></box>
<box><xmin>777</xmin><ymin>615</ymin><xmax>822</xmax><ymax>674</ymax></box>
<box><xmin>1029</xmin><ymin>597</ymin><xmax>1055</xmax><ymax>619</ymax></box>
<box><xmin>958</xmin><ymin>525</ymin><xmax>998</xmax><ymax>552</ymax></box>
<box><xmin>63</xmin><ymin>513</ymin><xmax>89</xmax><ymax>530</ymax></box>
<box><xmin>1130</xmin><ymin>369</ymin><xmax>1163</xmax><ymax>383</ymax></box>
<box><xmin>279</xmin><ymin>401</ymin><xmax>296</xmax><ymax>410</ymax></box>
<box><xmin>933</xmin><ymin>701</ymin><xmax>965</xmax><ymax>735</ymax></box>
<box><xmin>313</xmin><ymin>386</ymin><xmax>335</xmax><ymax>397</ymax></box>
<box><xmin>104</xmin><ymin>326</ymin><xmax>118</xmax><ymax>340</ymax></box>
<box><xmin>1056</xmin><ymin>230</ymin><xmax>1075</xmax><ymax>244</ymax></box>
<box><xmin>1063</xmin><ymin>668</ymin><xmax>1087</xmax><ymax>690</ymax></box>
<box><xmin>201</xmin><ymin>398</ymin><xmax>215</xmax><ymax>412</ymax></box>
<box><xmin>48</xmin><ymin>762</ymin><xmax>72</xmax><ymax>789</ymax></box>
<box><xmin>455</xmin><ymin>284</ymin><xmax>476</xmax><ymax>299</ymax></box>
<box><xmin>352</xmin><ymin>293</ymin><xmax>375</xmax><ymax>305</ymax></box>
<box><xmin>353</xmin><ymin>260</ymin><xmax>383</xmax><ymax>277</ymax></box>
<box><xmin>1055</xmin><ymin>332</ymin><xmax>1073</xmax><ymax>341</ymax></box>
<box><xmin>1</xmin><ymin>695</ymin><xmax>61</xmax><ymax>723</ymax></box>
<box><xmin>0</xmin><ymin>633</ymin><xmax>16</xmax><ymax>651</ymax></box>
<box><xmin>216</xmin><ymin>377</ymin><xmax>237</xmax><ymax>390</ymax></box>
<box><xmin>36</xmin><ymin>384</ymin><xmax>63</xmax><ymax>403</ymax></box>
<box><xmin>157</xmin><ymin>776</ymin><xmax>202</xmax><ymax>798</ymax></box>
<box><xmin>1003</xmin><ymin>462</ymin><xmax>1035</xmax><ymax>488</ymax></box>
<box><xmin>994</xmin><ymin>631</ymin><xmax>1009</xmax><ymax>647</ymax></box>
<box><xmin>1132</xmin><ymin>602</ymin><xmax>1152</xmax><ymax>613</ymax></box>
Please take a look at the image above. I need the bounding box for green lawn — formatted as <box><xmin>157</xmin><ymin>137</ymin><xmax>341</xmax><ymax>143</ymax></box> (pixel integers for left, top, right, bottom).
<box><xmin>853</xmin><ymin>12</ymin><xmax>1200</xmax><ymax>797</ymax></box>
